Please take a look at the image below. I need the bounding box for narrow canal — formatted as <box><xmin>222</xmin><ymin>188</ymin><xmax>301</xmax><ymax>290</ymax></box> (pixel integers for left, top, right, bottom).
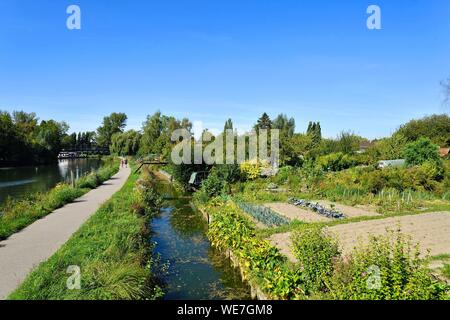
<box><xmin>152</xmin><ymin>179</ymin><xmax>251</xmax><ymax>300</ymax></box>
<box><xmin>0</xmin><ymin>159</ymin><xmax>102</xmax><ymax>204</ymax></box>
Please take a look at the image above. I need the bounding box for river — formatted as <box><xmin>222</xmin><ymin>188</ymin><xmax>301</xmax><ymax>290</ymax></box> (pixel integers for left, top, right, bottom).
<box><xmin>153</xmin><ymin>180</ymin><xmax>251</xmax><ymax>300</ymax></box>
<box><xmin>0</xmin><ymin>158</ymin><xmax>103</xmax><ymax>204</ymax></box>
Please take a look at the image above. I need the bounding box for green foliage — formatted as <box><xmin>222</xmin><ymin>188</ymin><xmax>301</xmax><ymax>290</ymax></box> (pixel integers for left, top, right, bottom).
<box><xmin>9</xmin><ymin>171</ymin><xmax>164</xmax><ymax>300</ymax></box>
<box><xmin>240</xmin><ymin>160</ymin><xmax>269</xmax><ymax>180</ymax></box>
<box><xmin>207</xmin><ymin>202</ymin><xmax>304</xmax><ymax>299</ymax></box>
<box><xmin>316</xmin><ymin>152</ymin><xmax>360</xmax><ymax>172</ymax></box>
<box><xmin>307</xmin><ymin>122</ymin><xmax>322</xmax><ymax>147</ymax></box>
<box><xmin>236</xmin><ymin>201</ymin><xmax>290</xmax><ymax>227</ymax></box>
<box><xmin>96</xmin><ymin>112</ymin><xmax>128</xmax><ymax>148</ymax></box>
<box><xmin>291</xmin><ymin>227</ymin><xmax>340</xmax><ymax>293</ymax></box>
<box><xmin>404</xmin><ymin>137</ymin><xmax>442</xmax><ymax>167</ymax></box>
<box><xmin>110</xmin><ymin>130</ymin><xmax>141</xmax><ymax>156</ymax></box>
<box><xmin>133</xmin><ymin>173</ymin><xmax>163</xmax><ymax>215</ymax></box>
<box><xmin>254</xmin><ymin>112</ymin><xmax>273</xmax><ymax>132</ymax></box>
<box><xmin>396</xmin><ymin>114</ymin><xmax>450</xmax><ymax>147</ymax></box>
<box><xmin>327</xmin><ymin>229</ymin><xmax>449</xmax><ymax>300</ymax></box>
<box><xmin>0</xmin><ymin>110</ymin><xmax>69</xmax><ymax>165</ymax></box>
<box><xmin>139</xmin><ymin>111</ymin><xmax>192</xmax><ymax>159</ymax></box>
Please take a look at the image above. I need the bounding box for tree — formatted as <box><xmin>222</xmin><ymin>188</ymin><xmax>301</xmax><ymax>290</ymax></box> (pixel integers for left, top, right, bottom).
<box><xmin>273</xmin><ymin>114</ymin><xmax>295</xmax><ymax>138</ymax></box>
<box><xmin>307</xmin><ymin>121</ymin><xmax>322</xmax><ymax>147</ymax></box>
<box><xmin>110</xmin><ymin>130</ymin><xmax>141</xmax><ymax>156</ymax></box>
<box><xmin>140</xmin><ymin>111</ymin><xmax>192</xmax><ymax>158</ymax></box>
<box><xmin>96</xmin><ymin>113</ymin><xmax>127</xmax><ymax>148</ymax></box>
<box><xmin>224</xmin><ymin>118</ymin><xmax>234</xmax><ymax>132</ymax></box>
<box><xmin>404</xmin><ymin>137</ymin><xmax>441</xmax><ymax>167</ymax></box>
<box><xmin>254</xmin><ymin>113</ymin><xmax>272</xmax><ymax>132</ymax></box>
<box><xmin>396</xmin><ymin>114</ymin><xmax>450</xmax><ymax>147</ymax></box>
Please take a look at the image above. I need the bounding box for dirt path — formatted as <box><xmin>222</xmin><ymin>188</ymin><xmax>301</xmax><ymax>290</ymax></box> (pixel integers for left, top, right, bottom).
<box><xmin>269</xmin><ymin>212</ymin><xmax>450</xmax><ymax>263</ymax></box>
<box><xmin>0</xmin><ymin>166</ymin><xmax>130</xmax><ymax>300</ymax></box>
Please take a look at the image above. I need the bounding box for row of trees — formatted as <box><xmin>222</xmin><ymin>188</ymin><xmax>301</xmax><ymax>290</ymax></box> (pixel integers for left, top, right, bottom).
<box><xmin>0</xmin><ymin>110</ymin><xmax>130</xmax><ymax>165</ymax></box>
<box><xmin>0</xmin><ymin>111</ymin><xmax>69</xmax><ymax>165</ymax></box>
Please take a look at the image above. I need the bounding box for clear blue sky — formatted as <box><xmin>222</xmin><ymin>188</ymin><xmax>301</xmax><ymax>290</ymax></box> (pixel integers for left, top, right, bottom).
<box><xmin>1</xmin><ymin>0</ymin><xmax>449</xmax><ymax>139</ymax></box>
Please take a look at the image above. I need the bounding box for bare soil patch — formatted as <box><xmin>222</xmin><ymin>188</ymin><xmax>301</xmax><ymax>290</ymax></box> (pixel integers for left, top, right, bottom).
<box><xmin>315</xmin><ymin>200</ymin><xmax>380</xmax><ymax>219</ymax></box>
<box><xmin>268</xmin><ymin>211</ymin><xmax>450</xmax><ymax>263</ymax></box>
<box><xmin>264</xmin><ymin>203</ymin><xmax>330</xmax><ymax>223</ymax></box>
<box><xmin>327</xmin><ymin>212</ymin><xmax>450</xmax><ymax>257</ymax></box>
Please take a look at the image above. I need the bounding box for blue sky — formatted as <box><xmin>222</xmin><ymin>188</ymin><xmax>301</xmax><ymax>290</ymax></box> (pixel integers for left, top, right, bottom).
<box><xmin>0</xmin><ymin>0</ymin><xmax>449</xmax><ymax>139</ymax></box>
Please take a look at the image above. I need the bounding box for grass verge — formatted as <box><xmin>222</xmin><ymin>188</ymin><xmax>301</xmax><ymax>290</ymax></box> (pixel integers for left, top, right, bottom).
<box><xmin>8</xmin><ymin>169</ymin><xmax>163</xmax><ymax>300</ymax></box>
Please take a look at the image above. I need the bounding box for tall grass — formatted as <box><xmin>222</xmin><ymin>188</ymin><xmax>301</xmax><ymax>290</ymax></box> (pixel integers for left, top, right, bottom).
<box><xmin>0</xmin><ymin>159</ymin><xmax>119</xmax><ymax>240</ymax></box>
<box><xmin>9</xmin><ymin>170</ymin><xmax>163</xmax><ymax>300</ymax></box>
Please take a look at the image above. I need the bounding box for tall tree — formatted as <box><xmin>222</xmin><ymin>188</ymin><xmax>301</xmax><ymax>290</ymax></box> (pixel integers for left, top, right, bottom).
<box><xmin>254</xmin><ymin>113</ymin><xmax>272</xmax><ymax>133</ymax></box>
<box><xmin>96</xmin><ymin>112</ymin><xmax>127</xmax><ymax>148</ymax></box>
<box><xmin>273</xmin><ymin>114</ymin><xmax>295</xmax><ymax>137</ymax></box>
<box><xmin>307</xmin><ymin>121</ymin><xmax>322</xmax><ymax>147</ymax></box>
<box><xmin>224</xmin><ymin>118</ymin><xmax>234</xmax><ymax>132</ymax></box>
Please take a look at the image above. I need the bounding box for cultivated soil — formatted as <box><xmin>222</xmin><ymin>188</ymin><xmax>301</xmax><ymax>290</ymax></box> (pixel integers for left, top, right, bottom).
<box><xmin>269</xmin><ymin>211</ymin><xmax>450</xmax><ymax>263</ymax></box>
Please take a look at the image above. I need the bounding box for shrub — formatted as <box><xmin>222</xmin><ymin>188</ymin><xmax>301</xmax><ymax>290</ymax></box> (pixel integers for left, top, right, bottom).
<box><xmin>327</xmin><ymin>229</ymin><xmax>449</xmax><ymax>300</ymax></box>
<box><xmin>76</xmin><ymin>173</ymin><xmax>101</xmax><ymax>189</ymax></box>
<box><xmin>291</xmin><ymin>227</ymin><xmax>340</xmax><ymax>293</ymax></box>
<box><xmin>134</xmin><ymin>175</ymin><xmax>162</xmax><ymax>215</ymax></box>
<box><xmin>200</xmin><ymin>171</ymin><xmax>225</xmax><ymax>198</ymax></box>
<box><xmin>404</xmin><ymin>137</ymin><xmax>441</xmax><ymax>167</ymax></box>
<box><xmin>316</xmin><ymin>152</ymin><xmax>359</xmax><ymax>172</ymax></box>
<box><xmin>240</xmin><ymin>160</ymin><xmax>270</xmax><ymax>180</ymax></box>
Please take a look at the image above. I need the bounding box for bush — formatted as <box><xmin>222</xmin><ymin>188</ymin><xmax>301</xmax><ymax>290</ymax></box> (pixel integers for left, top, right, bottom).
<box><xmin>292</xmin><ymin>227</ymin><xmax>340</xmax><ymax>293</ymax></box>
<box><xmin>404</xmin><ymin>138</ymin><xmax>441</xmax><ymax>167</ymax></box>
<box><xmin>327</xmin><ymin>229</ymin><xmax>449</xmax><ymax>300</ymax></box>
<box><xmin>240</xmin><ymin>160</ymin><xmax>270</xmax><ymax>180</ymax></box>
<box><xmin>200</xmin><ymin>173</ymin><xmax>224</xmax><ymax>198</ymax></box>
<box><xmin>316</xmin><ymin>152</ymin><xmax>360</xmax><ymax>172</ymax></box>
<box><xmin>134</xmin><ymin>175</ymin><xmax>162</xmax><ymax>215</ymax></box>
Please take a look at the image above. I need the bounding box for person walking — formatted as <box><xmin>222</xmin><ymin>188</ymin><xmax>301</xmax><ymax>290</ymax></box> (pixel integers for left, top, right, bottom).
<box><xmin>124</xmin><ymin>159</ymin><xmax>128</xmax><ymax>168</ymax></box>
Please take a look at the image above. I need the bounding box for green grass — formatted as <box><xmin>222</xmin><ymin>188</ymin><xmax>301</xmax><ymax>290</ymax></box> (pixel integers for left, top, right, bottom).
<box><xmin>0</xmin><ymin>160</ymin><xmax>119</xmax><ymax>241</ymax></box>
<box><xmin>9</xmin><ymin>170</ymin><xmax>163</xmax><ymax>300</ymax></box>
<box><xmin>443</xmin><ymin>265</ymin><xmax>450</xmax><ymax>279</ymax></box>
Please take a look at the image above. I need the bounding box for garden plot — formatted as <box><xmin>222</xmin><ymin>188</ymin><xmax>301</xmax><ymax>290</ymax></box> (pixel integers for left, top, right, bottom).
<box><xmin>269</xmin><ymin>211</ymin><xmax>450</xmax><ymax>263</ymax></box>
<box><xmin>314</xmin><ymin>200</ymin><xmax>380</xmax><ymax>219</ymax></box>
<box><xmin>327</xmin><ymin>211</ymin><xmax>450</xmax><ymax>257</ymax></box>
<box><xmin>264</xmin><ymin>203</ymin><xmax>330</xmax><ymax>223</ymax></box>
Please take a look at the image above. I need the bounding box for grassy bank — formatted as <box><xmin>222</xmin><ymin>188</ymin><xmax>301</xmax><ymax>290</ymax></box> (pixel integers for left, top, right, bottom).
<box><xmin>0</xmin><ymin>158</ymin><xmax>119</xmax><ymax>241</ymax></box>
<box><xmin>9</xmin><ymin>169</ymin><xmax>163</xmax><ymax>300</ymax></box>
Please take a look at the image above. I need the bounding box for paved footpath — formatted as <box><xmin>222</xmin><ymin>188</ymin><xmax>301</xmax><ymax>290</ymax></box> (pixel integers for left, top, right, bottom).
<box><xmin>0</xmin><ymin>166</ymin><xmax>131</xmax><ymax>300</ymax></box>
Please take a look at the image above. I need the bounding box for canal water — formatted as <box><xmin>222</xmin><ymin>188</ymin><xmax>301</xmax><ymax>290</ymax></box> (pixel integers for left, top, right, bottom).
<box><xmin>0</xmin><ymin>159</ymin><xmax>102</xmax><ymax>204</ymax></box>
<box><xmin>152</xmin><ymin>180</ymin><xmax>251</xmax><ymax>300</ymax></box>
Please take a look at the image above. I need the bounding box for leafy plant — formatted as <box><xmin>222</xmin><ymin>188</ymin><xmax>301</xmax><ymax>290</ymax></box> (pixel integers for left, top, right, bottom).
<box><xmin>236</xmin><ymin>201</ymin><xmax>290</xmax><ymax>227</ymax></box>
<box><xmin>291</xmin><ymin>227</ymin><xmax>340</xmax><ymax>293</ymax></box>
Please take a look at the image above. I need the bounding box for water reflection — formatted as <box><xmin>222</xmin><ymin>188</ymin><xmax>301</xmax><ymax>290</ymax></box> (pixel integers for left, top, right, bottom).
<box><xmin>0</xmin><ymin>159</ymin><xmax>102</xmax><ymax>204</ymax></box>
